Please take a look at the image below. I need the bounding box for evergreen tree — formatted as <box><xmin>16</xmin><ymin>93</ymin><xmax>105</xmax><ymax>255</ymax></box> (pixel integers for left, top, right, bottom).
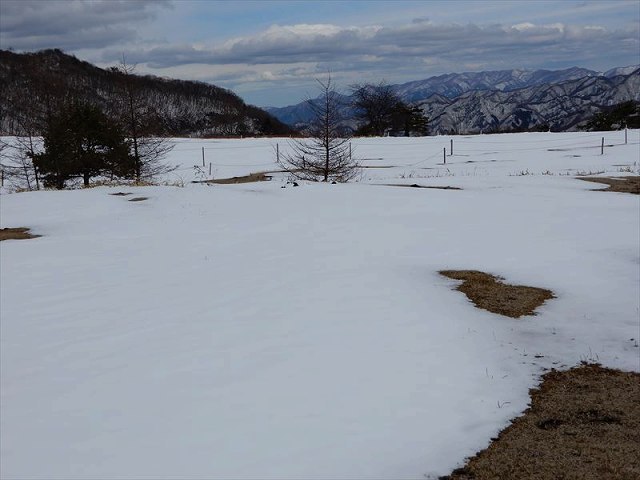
<box><xmin>389</xmin><ymin>104</ymin><xmax>429</xmax><ymax>136</ymax></box>
<box><xmin>33</xmin><ymin>103</ymin><xmax>132</xmax><ymax>189</ymax></box>
<box><xmin>581</xmin><ymin>101</ymin><xmax>640</xmax><ymax>131</ymax></box>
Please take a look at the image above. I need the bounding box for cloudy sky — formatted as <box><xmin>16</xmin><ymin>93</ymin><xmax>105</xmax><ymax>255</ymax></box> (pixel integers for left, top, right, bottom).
<box><xmin>1</xmin><ymin>0</ymin><xmax>639</xmax><ymax>107</ymax></box>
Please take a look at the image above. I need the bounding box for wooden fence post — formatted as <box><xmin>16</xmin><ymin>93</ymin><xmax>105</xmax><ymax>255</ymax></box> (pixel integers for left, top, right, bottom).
<box><xmin>202</xmin><ymin>147</ymin><xmax>205</xmax><ymax>167</ymax></box>
<box><xmin>443</xmin><ymin>147</ymin><xmax>446</xmax><ymax>164</ymax></box>
<box><xmin>601</xmin><ymin>137</ymin><xmax>604</xmax><ymax>155</ymax></box>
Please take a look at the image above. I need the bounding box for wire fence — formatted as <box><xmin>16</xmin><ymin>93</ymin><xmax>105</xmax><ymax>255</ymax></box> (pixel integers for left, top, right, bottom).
<box><xmin>2</xmin><ymin>129</ymin><xmax>637</xmax><ymax>188</ymax></box>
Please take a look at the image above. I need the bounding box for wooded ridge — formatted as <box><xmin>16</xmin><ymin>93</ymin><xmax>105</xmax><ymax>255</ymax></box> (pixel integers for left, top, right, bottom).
<box><xmin>0</xmin><ymin>49</ymin><xmax>292</xmax><ymax>137</ymax></box>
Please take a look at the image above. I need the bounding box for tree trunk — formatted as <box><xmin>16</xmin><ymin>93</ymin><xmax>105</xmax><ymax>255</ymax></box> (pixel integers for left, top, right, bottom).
<box><xmin>324</xmin><ymin>92</ymin><xmax>330</xmax><ymax>182</ymax></box>
<box><xmin>22</xmin><ymin>162</ymin><xmax>32</xmax><ymax>191</ymax></box>
<box><xmin>134</xmin><ymin>138</ymin><xmax>140</xmax><ymax>182</ymax></box>
<box><xmin>28</xmin><ymin>134</ymin><xmax>40</xmax><ymax>190</ymax></box>
<box><xmin>83</xmin><ymin>171</ymin><xmax>90</xmax><ymax>186</ymax></box>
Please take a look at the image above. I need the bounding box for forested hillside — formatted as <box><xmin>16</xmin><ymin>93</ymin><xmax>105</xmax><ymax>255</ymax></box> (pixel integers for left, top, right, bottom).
<box><xmin>0</xmin><ymin>49</ymin><xmax>292</xmax><ymax>137</ymax></box>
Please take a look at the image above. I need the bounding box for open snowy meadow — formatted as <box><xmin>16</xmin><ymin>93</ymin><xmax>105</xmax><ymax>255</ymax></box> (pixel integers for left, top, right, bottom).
<box><xmin>1</xmin><ymin>130</ymin><xmax>639</xmax><ymax>479</ymax></box>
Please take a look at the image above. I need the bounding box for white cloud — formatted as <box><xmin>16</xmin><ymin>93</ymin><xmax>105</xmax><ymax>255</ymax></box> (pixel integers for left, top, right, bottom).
<box><xmin>113</xmin><ymin>20</ymin><xmax>636</xmax><ymax>71</ymax></box>
<box><xmin>0</xmin><ymin>0</ymin><xmax>171</xmax><ymax>51</ymax></box>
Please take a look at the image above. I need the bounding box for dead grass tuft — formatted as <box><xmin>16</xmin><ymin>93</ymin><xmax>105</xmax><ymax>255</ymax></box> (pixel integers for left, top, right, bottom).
<box><xmin>442</xmin><ymin>364</ymin><xmax>640</xmax><ymax>480</ymax></box>
<box><xmin>0</xmin><ymin>227</ymin><xmax>41</xmax><ymax>241</ymax></box>
<box><xmin>440</xmin><ymin>270</ymin><xmax>554</xmax><ymax>318</ymax></box>
<box><xmin>109</xmin><ymin>192</ymin><xmax>132</xmax><ymax>196</ymax></box>
<box><xmin>578</xmin><ymin>176</ymin><xmax>640</xmax><ymax>195</ymax></box>
<box><xmin>128</xmin><ymin>197</ymin><xmax>149</xmax><ymax>202</ymax></box>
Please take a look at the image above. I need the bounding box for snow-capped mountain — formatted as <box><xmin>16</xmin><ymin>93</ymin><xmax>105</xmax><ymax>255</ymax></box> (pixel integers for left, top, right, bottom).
<box><xmin>267</xmin><ymin>66</ymin><xmax>640</xmax><ymax>134</ymax></box>
<box><xmin>603</xmin><ymin>65</ymin><xmax>640</xmax><ymax>78</ymax></box>
<box><xmin>420</xmin><ymin>69</ymin><xmax>640</xmax><ymax>134</ymax></box>
<box><xmin>392</xmin><ymin>66</ymin><xmax>599</xmax><ymax>103</ymax></box>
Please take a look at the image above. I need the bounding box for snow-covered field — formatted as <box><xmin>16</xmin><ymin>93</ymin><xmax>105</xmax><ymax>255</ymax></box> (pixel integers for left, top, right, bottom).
<box><xmin>1</xmin><ymin>131</ymin><xmax>639</xmax><ymax>479</ymax></box>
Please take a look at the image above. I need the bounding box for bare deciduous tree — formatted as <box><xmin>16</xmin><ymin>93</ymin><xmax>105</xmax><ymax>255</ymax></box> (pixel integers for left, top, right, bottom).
<box><xmin>114</xmin><ymin>58</ymin><xmax>175</xmax><ymax>183</ymax></box>
<box><xmin>0</xmin><ymin>137</ymin><xmax>41</xmax><ymax>191</ymax></box>
<box><xmin>350</xmin><ymin>81</ymin><xmax>401</xmax><ymax>136</ymax></box>
<box><xmin>278</xmin><ymin>76</ymin><xmax>359</xmax><ymax>182</ymax></box>
<box><xmin>0</xmin><ymin>68</ymin><xmax>59</xmax><ymax>190</ymax></box>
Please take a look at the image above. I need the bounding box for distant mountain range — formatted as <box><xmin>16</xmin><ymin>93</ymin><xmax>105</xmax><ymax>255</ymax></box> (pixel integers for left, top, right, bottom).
<box><xmin>267</xmin><ymin>66</ymin><xmax>640</xmax><ymax>134</ymax></box>
<box><xmin>0</xmin><ymin>49</ymin><xmax>292</xmax><ymax>137</ymax></box>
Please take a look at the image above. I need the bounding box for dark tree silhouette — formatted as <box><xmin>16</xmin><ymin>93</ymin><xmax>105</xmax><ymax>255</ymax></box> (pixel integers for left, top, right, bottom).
<box><xmin>351</xmin><ymin>82</ymin><xmax>400</xmax><ymax>136</ymax></box>
<box><xmin>351</xmin><ymin>82</ymin><xmax>428</xmax><ymax>136</ymax></box>
<box><xmin>33</xmin><ymin>103</ymin><xmax>132</xmax><ymax>189</ymax></box>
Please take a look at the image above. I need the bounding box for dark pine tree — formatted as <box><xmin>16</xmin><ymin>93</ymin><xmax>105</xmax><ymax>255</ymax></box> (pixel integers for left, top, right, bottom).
<box><xmin>33</xmin><ymin>103</ymin><xmax>132</xmax><ymax>189</ymax></box>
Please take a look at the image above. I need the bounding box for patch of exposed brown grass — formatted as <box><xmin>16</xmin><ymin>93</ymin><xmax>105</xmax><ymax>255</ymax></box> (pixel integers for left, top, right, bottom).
<box><xmin>207</xmin><ymin>172</ymin><xmax>272</xmax><ymax>184</ymax></box>
<box><xmin>385</xmin><ymin>183</ymin><xmax>462</xmax><ymax>190</ymax></box>
<box><xmin>0</xmin><ymin>227</ymin><xmax>41</xmax><ymax>241</ymax></box>
<box><xmin>442</xmin><ymin>364</ymin><xmax>640</xmax><ymax>480</ymax></box>
<box><xmin>439</xmin><ymin>270</ymin><xmax>554</xmax><ymax>318</ymax></box>
<box><xmin>578</xmin><ymin>176</ymin><xmax>640</xmax><ymax>195</ymax></box>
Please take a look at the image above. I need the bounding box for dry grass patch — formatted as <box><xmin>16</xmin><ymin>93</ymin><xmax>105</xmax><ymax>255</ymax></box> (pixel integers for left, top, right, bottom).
<box><xmin>442</xmin><ymin>364</ymin><xmax>640</xmax><ymax>480</ymax></box>
<box><xmin>109</xmin><ymin>192</ymin><xmax>133</xmax><ymax>196</ymax></box>
<box><xmin>207</xmin><ymin>172</ymin><xmax>272</xmax><ymax>184</ymax></box>
<box><xmin>385</xmin><ymin>183</ymin><xmax>462</xmax><ymax>190</ymax></box>
<box><xmin>440</xmin><ymin>270</ymin><xmax>554</xmax><ymax>318</ymax></box>
<box><xmin>578</xmin><ymin>176</ymin><xmax>640</xmax><ymax>195</ymax></box>
<box><xmin>0</xmin><ymin>227</ymin><xmax>41</xmax><ymax>241</ymax></box>
<box><xmin>128</xmin><ymin>197</ymin><xmax>149</xmax><ymax>202</ymax></box>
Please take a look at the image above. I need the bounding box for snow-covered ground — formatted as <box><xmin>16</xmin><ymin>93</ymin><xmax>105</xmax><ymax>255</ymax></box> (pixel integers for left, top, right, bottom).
<box><xmin>1</xmin><ymin>131</ymin><xmax>639</xmax><ymax>479</ymax></box>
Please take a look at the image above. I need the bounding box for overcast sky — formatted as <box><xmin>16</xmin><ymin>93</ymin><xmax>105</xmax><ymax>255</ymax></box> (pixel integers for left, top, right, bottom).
<box><xmin>1</xmin><ymin>0</ymin><xmax>639</xmax><ymax>107</ymax></box>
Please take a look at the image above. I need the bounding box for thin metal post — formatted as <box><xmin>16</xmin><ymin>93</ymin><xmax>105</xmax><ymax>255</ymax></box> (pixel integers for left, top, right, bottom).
<box><xmin>209</xmin><ymin>162</ymin><xmax>212</xmax><ymax>176</ymax></box>
<box><xmin>443</xmin><ymin>147</ymin><xmax>446</xmax><ymax>164</ymax></box>
<box><xmin>450</xmin><ymin>139</ymin><xmax>453</xmax><ymax>156</ymax></box>
<box><xmin>601</xmin><ymin>137</ymin><xmax>604</xmax><ymax>155</ymax></box>
<box><xmin>202</xmin><ymin>147</ymin><xmax>205</xmax><ymax>167</ymax></box>
<box><xmin>276</xmin><ymin>143</ymin><xmax>280</xmax><ymax>163</ymax></box>
<box><xmin>625</xmin><ymin>127</ymin><xmax>628</xmax><ymax>145</ymax></box>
